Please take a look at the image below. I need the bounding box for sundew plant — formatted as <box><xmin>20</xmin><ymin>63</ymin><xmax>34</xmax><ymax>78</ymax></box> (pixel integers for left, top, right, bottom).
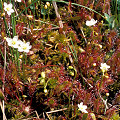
<box><xmin>0</xmin><ymin>0</ymin><xmax>120</xmax><ymax>119</ymax></box>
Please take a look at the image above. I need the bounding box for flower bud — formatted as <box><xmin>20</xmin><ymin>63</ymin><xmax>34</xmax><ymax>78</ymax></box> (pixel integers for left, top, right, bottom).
<box><xmin>23</xmin><ymin>106</ymin><xmax>30</xmax><ymax>115</ymax></box>
<box><xmin>44</xmin><ymin>89</ymin><xmax>47</xmax><ymax>93</ymax></box>
<box><xmin>90</xmin><ymin>113</ymin><xmax>96</xmax><ymax>120</ymax></box>
<box><xmin>46</xmin><ymin>2</ymin><xmax>50</xmax><ymax>7</ymax></box>
<box><xmin>106</xmin><ymin>93</ymin><xmax>109</xmax><ymax>96</ymax></box>
<box><xmin>79</xmin><ymin>47</ymin><xmax>85</xmax><ymax>53</ymax></box>
<box><xmin>95</xmin><ymin>32</ymin><xmax>98</xmax><ymax>36</ymax></box>
<box><xmin>93</xmin><ymin>63</ymin><xmax>96</xmax><ymax>66</ymax></box>
<box><xmin>68</xmin><ymin>66</ymin><xmax>74</xmax><ymax>70</ymax></box>
<box><xmin>98</xmin><ymin>44</ymin><xmax>102</xmax><ymax>49</ymax></box>
<box><xmin>44</xmin><ymin>5</ymin><xmax>47</xmax><ymax>9</ymax></box>
<box><xmin>27</xmin><ymin>15</ymin><xmax>33</xmax><ymax>20</ymax></box>
<box><xmin>40</xmin><ymin>79</ymin><xmax>45</xmax><ymax>85</ymax></box>
<box><xmin>1</xmin><ymin>13</ymin><xmax>5</xmax><ymax>17</ymax></box>
<box><xmin>69</xmin><ymin>71</ymin><xmax>74</xmax><ymax>76</ymax></box>
<box><xmin>41</xmin><ymin>72</ymin><xmax>45</xmax><ymax>78</ymax></box>
<box><xmin>19</xmin><ymin>55</ymin><xmax>23</xmax><ymax>59</ymax></box>
<box><xmin>104</xmin><ymin>75</ymin><xmax>109</xmax><ymax>78</ymax></box>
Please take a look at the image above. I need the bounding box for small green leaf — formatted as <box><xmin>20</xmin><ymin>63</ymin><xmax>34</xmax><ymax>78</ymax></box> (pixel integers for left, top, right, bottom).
<box><xmin>104</xmin><ymin>13</ymin><xmax>110</xmax><ymax>23</ymax></box>
<box><xmin>82</xmin><ymin>113</ymin><xmax>88</xmax><ymax>120</ymax></box>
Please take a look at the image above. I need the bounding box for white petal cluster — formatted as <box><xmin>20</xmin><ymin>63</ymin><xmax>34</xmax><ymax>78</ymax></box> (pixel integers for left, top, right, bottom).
<box><xmin>100</xmin><ymin>63</ymin><xmax>110</xmax><ymax>74</ymax></box>
<box><xmin>4</xmin><ymin>2</ymin><xmax>14</xmax><ymax>15</ymax></box>
<box><xmin>6</xmin><ymin>36</ymin><xmax>21</xmax><ymax>48</ymax></box>
<box><xmin>78</xmin><ymin>102</ymin><xmax>88</xmax><ymax>113</ymax></box>
<box><xmin>15</xmin><ymin>0</ymin><xmax>21</xmax><ymax>2</ymax></box>
<box><xmin>86</xmin><ymin>19</ymin><xmax>97</xmax><ymax>26</ymax></box>
<box><xmin>18</xmin><ymin>41</ymin><xmax>32</xmax><ymax>53</ymax></box>
<box><xmin>6</xmin><ymin>36</ymin><xmax>32</xmax><ymax>53</ymax></box>
<box><xmin>16</xmin><ymin>0</ymin><xmax>21</xmax><ymax>2</ymax></box>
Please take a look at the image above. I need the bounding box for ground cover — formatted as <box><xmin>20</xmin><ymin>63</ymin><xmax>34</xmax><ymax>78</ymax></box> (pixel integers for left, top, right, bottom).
<box><xmin>0</xmin><ymin>0</ymin><xmax>120</xmax><ymax>119</ymax></box>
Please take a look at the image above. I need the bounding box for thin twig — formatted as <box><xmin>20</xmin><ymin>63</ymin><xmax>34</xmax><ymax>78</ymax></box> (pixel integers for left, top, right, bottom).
<box><xmin>0</xmin><ymin>101</ymin><xmax>7</xmax><ymax>120</ymax></box>
<box><xmin>35</xmin><ymin>110</ymin><xmax>40</xmax><ymax>119</ymax></box>
<box><xmin>98</xmin><ymin>92</ymin><xmax>108</xmax><ymax>114</ymax></box>
<box><xmin>43</xmin><ymin>112</ymin><xmax>46</xmax><ymax>120</ymax></box>
<box><xmin>83</xmin><ymin>76</ymin><xmax>93</xmax><ymax>89</ymax></box>
<box><xmin>46</xmin><ymin>112</ymin><xmax>51</xmax><ymax>120</ymax></box>
<box><xmin>52</xmin><ymin>1</ymin><xmax>63</xmax><ymax>28</ymax></box>
<box><xmin>45</xmin><ymin>108</ymin><xmax>67</xmax><ymax>120</ymax></box>
<box><xmin>46</xmin><ymin>108</ymin><xmax>67</xmax><ymax>114</ymax></box>
<box><xmin>3</xmin><ymin>40</ymin><xmax>7</xmax><ymax>120</ymax></box>
<box><xmin>80</xmin><ymin>27</ymin><xmax>87</xmax><ymax>44</ymax></box>
<box><xmin>16</xmin><ymin>111</ymin><xmax>39</xmax><ymax>120</ymax></box>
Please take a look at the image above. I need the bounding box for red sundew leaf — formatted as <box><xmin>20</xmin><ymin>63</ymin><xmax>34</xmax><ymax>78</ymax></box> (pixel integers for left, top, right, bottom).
<box><xmin>5</xmin><ymin>87</ymin><xmax>14</xmax><ymax>98</ymax></box>
<box><xmin>108</xmin><ymin>37</ymin><xmax>112</xmax><ymax>45</ymax></box>
<box><xmin>47</xmin><ymin>98</ymin><xmax>58</xmax><ymax>108</ymax></box>
<box><xmin>93</xmin><ymin>99</ymin><xmax>99</xmax><ymax>114</ymax></box>
<box><xmin>109</xmin><ymin>31</ymin><xmax>117</xmax><ymax>37</ymax></box>
<box><xmin>68</xmin><ymin>1</ymin><xmax>73</xmax><ymax>14</ymax></box>
<box><xmin>16</xmin><ymin>23</ymin><xmax>25</xmax><ymax>36</ymax></box>
<box><xmin>106</xmin><ymin>78</ymin><xmax>114</xmax><ymax>85</ymax></box>
<box><xmin>28</xmin><ymin>84</ymin><xmax>37</xmax><ymax>97</ymax></box>
<box><xmin>88</xmin><ymin>57</ymin><xmax>94</xmax><ymax>65</ymax></box>
<box><xmin>105</xmin><ymin>107</ymin><xmax>117</xmax><ymax>118</ymax></box>
<box><xmin>114</xmin><ymin>92</ymin><xmax>120</xmax><ymax>104</ymax></box>
<box><xmin>0</xmin><ymin>68</ymin><xmax>4</xmax><ymax>82</ymax></box>
<box><xmin>89</xmin><ymin>70</ymin><xmax>96</xmax><ymax>76</ymax></box>
<box><xmin>84</xmin><ymin>93</ymin><xmax>91</xmax><ymax>104</ymax></box>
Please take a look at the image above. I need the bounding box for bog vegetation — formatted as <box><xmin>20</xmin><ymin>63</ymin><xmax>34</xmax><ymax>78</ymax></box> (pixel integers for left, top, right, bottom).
<box><xmin>0</xmin><ymin>0</ymin><xmax>120</xmax><ymax>119</ymax></box>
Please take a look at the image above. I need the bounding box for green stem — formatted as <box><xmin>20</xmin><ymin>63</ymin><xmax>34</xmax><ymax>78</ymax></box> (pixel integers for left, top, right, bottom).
<box><xmin>31</xmin><ymin>0</ymin><xmax>36</xmax><ymax>26</ymax></box>
<box><xmin>16</xmin><ymin>50</ymin><xmax>20</xmax><ymax>72</ymax></box>
<box><xmin>68</xmin><ymin>43</ymin><xmax>77</xmax><ymax>62</ymax></box>
<box><xmin>70</xmin><ymin>38</ymin><xmax>77</xmax><ymax>60</ymax></box>
<box><xmin>11</xmin><ymin>1</ymin><xmax>16</xmax><ymax>36</ymax></box>
<box><xmin>15</xmin><ymin>0</ymin><xmax>39</xmax><ymax>19</ymax></box>
<box><xmin>100</xmin><ymin>75</ymin><xmax>104</xmax><ymax>91</ymax></box>
<box><xmin>0</xmin><ymin>49</ymin><xmax>4</xmax><ymax>60</ymax></box>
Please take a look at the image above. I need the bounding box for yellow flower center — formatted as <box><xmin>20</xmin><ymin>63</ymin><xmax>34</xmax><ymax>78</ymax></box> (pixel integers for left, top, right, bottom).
<box><xmin>80</xmin><ymin>107</ymin><xmax>84</xmax><ymax>110</ymax></box>
<box><xmin>102</xmin><ymin>67</ymin><xmax>107</xmax><ymax>71</ymax></box>
<box><xmin>23</xmin><ymin>45</ymin><xmax>27</xmax><ymax>50</ymax></box>
<box><xmin>6</xmin><ymin>7</ymin><xmax>10</xmax><ymax>11</ymax></box>
<box><xmin>12</xmin><ymin>40</ymin><xmax>16</xmax><ymax>45</ymax></box>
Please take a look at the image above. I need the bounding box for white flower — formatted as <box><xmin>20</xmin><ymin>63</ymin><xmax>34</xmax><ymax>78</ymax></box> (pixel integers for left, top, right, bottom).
<box><xmin>16</xmin><ymin>0</ymin><xmax>21</xmax><ymax>2</ymax></box>
<box><xmin>6</xmin><ymin>36</ymin><xmax>21</xmax><ymax>48</ymax></box>
<box><xmin>18</xmin><ymin>41</ymin><xmax>32</xmax><ymax>53</ymax></box>
<box><xmin>100</xmin><ymin>63</ymin><xmax>110</xmax><ymax>74</ymax></box>
<box><xmin>86</xmin><ymin>19</ymin><xmax>97</xmax><ymax>26</ymax></box>
<box><xmin>4</xmin><ymin>2</ymin><xmax>14</xmax><ymax>15</ymax></box>
<box><xmin>78</xmin><ymin>102</ymin><xmax>88</xmax><ymax>113</ymax></box>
